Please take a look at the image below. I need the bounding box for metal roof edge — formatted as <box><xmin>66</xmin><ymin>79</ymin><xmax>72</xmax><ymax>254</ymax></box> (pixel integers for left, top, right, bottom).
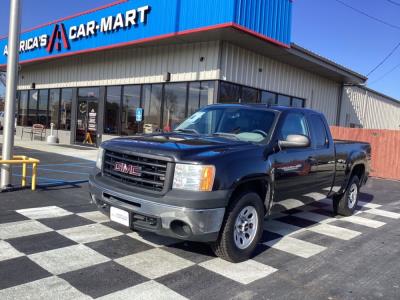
<box><xmin>290</xmin><ymin>43</ymin><xmax>367</xmax><ymax>83</ymax></box>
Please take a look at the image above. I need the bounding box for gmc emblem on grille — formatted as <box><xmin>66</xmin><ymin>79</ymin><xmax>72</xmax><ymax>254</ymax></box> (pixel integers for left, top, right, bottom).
<box><xmin>114</xmin><ymin>162</ymin><xmax>142</xmax><ymax>177</ymax></box>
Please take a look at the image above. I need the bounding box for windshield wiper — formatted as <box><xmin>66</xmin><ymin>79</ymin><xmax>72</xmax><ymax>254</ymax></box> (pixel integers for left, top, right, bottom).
<box><xmin>174</xmin><ymin>129</ymin><xmax>199</xmax><ymax>134</ymax></box>
<box><xmin>212</xmin><ymin>132</ymin><xmax>240</xmax><ymax>140</ymax></box>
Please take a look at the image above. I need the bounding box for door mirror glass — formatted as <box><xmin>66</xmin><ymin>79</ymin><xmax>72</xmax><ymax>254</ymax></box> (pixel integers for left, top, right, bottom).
<box><xmin>279</xmin><ymin>134</ymin><xmax>310</xmax><ymax>149</ymax></box>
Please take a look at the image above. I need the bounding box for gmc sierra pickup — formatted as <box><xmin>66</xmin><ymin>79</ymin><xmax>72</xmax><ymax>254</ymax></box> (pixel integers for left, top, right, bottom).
<box><xmin>89</xmin><ymin>104</ymin><xmax>371</xmax><ymax>262</ymax></box>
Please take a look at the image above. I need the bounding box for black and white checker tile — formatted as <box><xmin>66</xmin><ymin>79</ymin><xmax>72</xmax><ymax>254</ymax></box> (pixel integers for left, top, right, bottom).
<box><xmin>0</xmin><ymin>194</ymin><xmax>399</xmax><ymax>299</ymax></box>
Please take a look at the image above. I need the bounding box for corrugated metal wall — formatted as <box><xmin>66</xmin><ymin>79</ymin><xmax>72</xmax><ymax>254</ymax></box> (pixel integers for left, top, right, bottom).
<box><xmin>340</xmin><ymin>86</ymin><xmax>400</xmax><ymax>129</ymax></box>
<box><xmin>17</xmin><ymin>41</ymin><xmax>220</xmax><ymax>89</ymax></box>
<box><xmin>220</xmin><ymin>42</ymin><xmax>341</xmax><ymax>124</ymax></box>
<box><xmin>235</xmin><ymin>0</ymin><xmax>292</xmax><ymax>45</ymax></box>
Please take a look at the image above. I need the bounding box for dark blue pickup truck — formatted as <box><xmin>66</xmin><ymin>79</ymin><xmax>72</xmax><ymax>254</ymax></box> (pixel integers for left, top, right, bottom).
<box><xmin>89</xmin><ymin>104</ymin><xmax>371</xmax><ymax>262</ymax></box>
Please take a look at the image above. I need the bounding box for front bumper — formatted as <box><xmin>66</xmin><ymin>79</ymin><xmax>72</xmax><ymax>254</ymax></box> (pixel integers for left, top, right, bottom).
<box><xmin>89</xmin><ymin>174</ymin><xmax>227</xmax><ymax>242</ymax></box>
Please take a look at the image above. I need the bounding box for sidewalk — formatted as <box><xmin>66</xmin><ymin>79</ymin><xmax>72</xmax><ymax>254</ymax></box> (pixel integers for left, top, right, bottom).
<box><xmin>0</xmin><ymin>135</ymin><xmax>98</xmax><ymax>162</ymax></box>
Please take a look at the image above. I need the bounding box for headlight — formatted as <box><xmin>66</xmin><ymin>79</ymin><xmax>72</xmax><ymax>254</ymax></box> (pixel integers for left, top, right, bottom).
<box><xmin>96</xmin><ymin>147</ymin><xmax>105</xmax><ymax>169</ymax></box>
<box><xmin>173</xmin><ymin>164</ymin><xmax>215</xmax><ymax>191</ymax></box>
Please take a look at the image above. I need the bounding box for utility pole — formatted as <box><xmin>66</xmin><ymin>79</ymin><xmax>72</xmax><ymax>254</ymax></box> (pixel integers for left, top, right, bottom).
<box><xmin>1</xmin><ymin>0</ymin><xmax>21</xmax><ymax>189</ymax></box>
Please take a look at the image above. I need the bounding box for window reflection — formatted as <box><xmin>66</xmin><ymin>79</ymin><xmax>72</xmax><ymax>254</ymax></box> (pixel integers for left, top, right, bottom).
<box><xmin>38</xmin><ymin>90</ymin><xmax>49</xmax><ymax>126</ymax></box>
<box><xmin>143</xmin><ymin>84</ymin><xmax>162</xmax><ymax>133</ymax></box>
<box><xmin>18</xmin><ymin>91</ymin><xmax>28</xmax><ymax>126</ymax></box>
<box><xmin>60</xmin><ymin>88</ymin><xmax>72</xmax><ymax>130</ymax></box>
<box><xmin>261</xmin><ymin>91</ymin><xmax>276</xmax><ymax>105</ymax></box>
<box><xmin>292</xmin><ymin>97</ymin><xmax>304</xmax><ymax>108</ymax></box>
<box><xmin>49</xmin><ymin>89</ymin><xmax>60</xmax><ymax>128</ymax></box>
<box><xmin>105</xmin><ymin>86</ymin><xmax>121</xmax><ymax>134</ymax></box>
<box><xmin>121</xmin><ymin>85</ymin><xmax>141</xmax><ymax>136</ymax></box>
<box><xmin>277</xmin><ymin>95</ymin><xmax>291</xmax><ymax>106</ymax></box>
<box><xmin>163</xmin><ymin>83</ymin><xmax>187</xmax><ymax>132</ymax></box>
<box><xmin>219</xmin><ymin>82</ymin><xmax>240</xmax><ymax>103</ymax></box>
<box><xmin>241</xmin><ymin>87</ymin><xmax>259</xmax><ymax>103</ymax></box>
<box><xmin>28</xmin><ymin>90</ymin><xmax>38</xmax><ymax>126</ymax></box>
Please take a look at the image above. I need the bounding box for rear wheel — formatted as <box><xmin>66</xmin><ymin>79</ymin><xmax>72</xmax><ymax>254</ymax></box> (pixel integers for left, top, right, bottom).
<box><xmin>211</xmin><ymin>192</ymin><xmax>264</xmax><ymax>262</ymax></box>
<box><xmin>333</xmin><ymin>176</ymin><xmax>360</xmax><ymax>216</ymax></box>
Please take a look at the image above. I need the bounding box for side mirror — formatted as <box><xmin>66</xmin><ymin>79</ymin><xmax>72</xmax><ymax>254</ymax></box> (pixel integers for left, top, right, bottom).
<box><xmin>278</xmin><ymin>134</ymin><xmax>310</xmax><ymax>149</ymax></box>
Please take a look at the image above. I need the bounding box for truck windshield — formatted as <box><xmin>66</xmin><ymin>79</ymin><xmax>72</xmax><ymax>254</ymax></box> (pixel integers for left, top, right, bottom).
<box><xmin>175</xmin><ymin>106</ymin><xmax>276</xmax><ymax>142</ymax></box>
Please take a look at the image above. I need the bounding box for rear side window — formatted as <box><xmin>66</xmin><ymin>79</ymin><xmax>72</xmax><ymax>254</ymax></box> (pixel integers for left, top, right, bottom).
<box><xmin>309</xmin><ymin>114</ymin><xmax>328</xmax><ymax>148</ymax></box>
<box><xmin>280</xmin><ymin>112</ymin><xmax>309</xmax><ymax>140</ymax></box>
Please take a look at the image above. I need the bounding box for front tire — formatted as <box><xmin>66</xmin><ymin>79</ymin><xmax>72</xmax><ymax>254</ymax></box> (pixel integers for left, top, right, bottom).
<box><xmin>333</xmin><ymin>176</ymin><xmax>360</xmax><ymax>216</ymax></box>
<box><xmin>211</xmin><ymin>192</ymin><xmax>264</xmax><ymax>262</ymax></box>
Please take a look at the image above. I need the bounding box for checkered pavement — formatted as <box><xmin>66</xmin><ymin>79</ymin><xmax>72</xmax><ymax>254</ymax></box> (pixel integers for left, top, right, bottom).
<box><xmin>0</xmin><ymin>194</ymin><xmax>399</xmax><ymax>300</ymax></box>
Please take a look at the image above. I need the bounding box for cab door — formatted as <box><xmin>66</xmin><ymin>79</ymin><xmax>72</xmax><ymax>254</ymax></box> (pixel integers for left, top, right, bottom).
<box><xmin>306</xmin><ymin>113</ymin><xmax>336</xmax><ymax>196</ymax></box>
<box><xmin>272</xmin><ymin>112</ymin><xmax>317</xmax><ymax>201</ymax></box>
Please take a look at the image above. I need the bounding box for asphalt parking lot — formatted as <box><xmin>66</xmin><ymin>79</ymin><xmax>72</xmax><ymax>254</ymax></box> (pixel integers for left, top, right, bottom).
<box><xmin>0</xmin><ymin>147</ymin><xmax>399</xmax><ymax>299</ymax></box>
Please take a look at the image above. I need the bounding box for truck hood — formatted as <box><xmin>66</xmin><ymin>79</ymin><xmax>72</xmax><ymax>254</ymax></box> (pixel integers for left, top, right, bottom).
<box><xmin>101</xmin><ymin>133</ymin><xmax>260</xmax><ymax>162</ymax></box>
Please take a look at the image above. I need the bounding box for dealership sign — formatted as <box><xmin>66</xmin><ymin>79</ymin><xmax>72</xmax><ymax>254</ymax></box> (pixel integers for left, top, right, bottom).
<box><xmin>0</xmin><ymin>1</ymin><xmax>152</xmax><ymax>65</ymax></box>
<box><xmin>0</xmin><ymin>0</ymin><xmax>292</xmax><ymax>66</ymax></box>
<box><xmin>2</xmin><ymin>5</ymin><xmax>149</xmax><ymax>57</ymax></box>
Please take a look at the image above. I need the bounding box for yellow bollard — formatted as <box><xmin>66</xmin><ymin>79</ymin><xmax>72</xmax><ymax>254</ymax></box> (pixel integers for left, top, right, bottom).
<box><xmin>32</xmin><ymin>162</ymin><xmax>37</xmax><ymax>191</ymax></box>
<box><xmin>22</xmin><ymin>162</ymin><xmax>27</xmax><ymax>187</ymax></box>
<box><xmin>0</xmin><ymin>156</ymin><xmax>39</xmax><ymax>190</ymax></box>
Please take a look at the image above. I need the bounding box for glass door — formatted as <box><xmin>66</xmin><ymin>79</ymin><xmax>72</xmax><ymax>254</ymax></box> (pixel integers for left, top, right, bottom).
<box><xmin>76</xmin><ymin>88</ymin><xmax>99</xmax><ymax>146</ymax></box>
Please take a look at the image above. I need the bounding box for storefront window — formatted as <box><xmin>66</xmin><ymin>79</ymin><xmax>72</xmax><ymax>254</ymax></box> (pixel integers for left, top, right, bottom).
<box><xmin>27</xmin><ymin>90</ymin><xmax>38</xmax><ymax>126</ymax></box>
<box><xmin>163</xmin><ymin>83</ymin><xmax>187</xmax><ymax>131</ymax></box>
<box><xmin>241</xmin><ymin>86</ymin><xmax>259</xmax><ymax>103</ymax></box>
<box><xmin>143</xmin><ymin>84</ymin><xmax>162</xmax><ymax>133</ymax></box>
<box><xmin>292</xmin><ymin>97</ymin><xmax>305</xmax><ymax>108</ymax></box>
<box><xmin>104</xmin><ymin>86</ymin><xmax>121</xmax><ymax>134</ymax></box>
<box><xmin>49</xmin><ymin>89</ymin><xmax>60</xmax><ymax>128</ymax></box>
<box><xmin>277</xmin><ymin>94</ymin><xmax>291</xmax><ymax>106</ymax></box>
<box><xmin>38</xmin><ymin>90</ymin><xmax>49</xmax><ymax>126</ymax></box>
<box><xmin>219</xmin><ymin>82</ymin><xmax>240</xmax><ymax>103</ymax></box>
<box><xmin>188</xmin><ymin>82</ymin><xmax>201</xmax><ymax>116</ymax></box>
<box><xmin>18</xmin><ymin>90</ymin><xmax>29</xmax><ymax>126</ymax></box>
<box><xmin>199</xmin><ymin>81</ymin><xmax>215</xmax><ymax>108</ymax></box>
<box><xmin>261</xmin><ymin>91</ymin><xmax>276</xmax><ymax>105</ymax></box>
<box><xmin>187</xmin><ymin>81</ymin><xmax>215</xmax><ymax>116</ymax></box>
<box><xmin>121</xmin><ymin>85</ymin><xmax>141</xmax><ymax>136</ymax></box>
<box><xmin>60</xmin><ymin>88</ymin><xmax>72</xmax><ymax>130</ymax></box>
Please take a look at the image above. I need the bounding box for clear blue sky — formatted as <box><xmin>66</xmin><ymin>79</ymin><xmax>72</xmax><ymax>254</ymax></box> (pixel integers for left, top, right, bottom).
<box><xmin>1</xmin><ymin>0</ymin><xmax>400</xmax><ymax>100</ymax></box>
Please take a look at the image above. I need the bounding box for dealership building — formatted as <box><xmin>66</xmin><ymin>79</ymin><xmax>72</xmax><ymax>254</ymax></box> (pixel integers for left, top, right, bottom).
<box><xmin>0</xmin><ymin>0</ymin><xmax>399</xmax><ymax>146</ymax></box>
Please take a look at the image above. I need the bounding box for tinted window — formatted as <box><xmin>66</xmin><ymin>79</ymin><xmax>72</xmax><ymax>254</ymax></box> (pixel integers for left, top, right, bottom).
<box><xmin>199</xmin><ymin>81</ymin><xmax>214</xmax><ymax>108</ymax></box>
<box><xmin>292</xmin><ymin>98</ymin><xmax>304</xmax><ymax>108</ymax></box>
<box><xmin>241</xmin><ymin>87</ymin><xmax>259</xmax><ymax>103</ymax></box>
<box><xmin>309</xmin><ymin>114</ymin><xmax>328</xmax><ymax>148</ymax></box>
<box><xmin>38</xmin><ymin>90</ymin><xmax>49</xmax><ymax>126</ymax></box>
<box><xmin>49</xmin><ymin>89</ymin><xmax>60</xmax><ymax>128</ymax></box>
<box><xmin>163</xmin><ymin>83</ymin><xmax>187</xmax><ymax>131</ymax></box>
<box><xmin>219</xmin><ymin>82</ymin><xmax>240</xmax><ymax>103</ymax></box>
<box><xmin>261</xmin><ymin>91</ymin><xmax>276</xmax><ymax>105</ymax></box>
<box><xmin>188</xmin><ymin>81</ymin><xmax>201</xmax><ymax>116</ymax></box>
<box><xmin>280</xmin><ymin>113</ymin><xmax>309</xmax><ymax>140</ymax></box>
<box><xmin>188</xmin><ymin>81</ymin><xmax>215</xmax><ymax>116</ymax></box>
<box><xmin>18</xmin><ymin>90</ymin><xmax>29</xmax><ymax>126</ymax></box>
<box><xmin>277</xmin><ymin>95</ymin><xmax>291</xmax><ymax>106</ymax></box>
<box><xmin>121</xmin><ymin>85</ymin><xmax>141</xmax><ymax>136</ymax></box>
<box><xmin>143</xmin><ymin>84</ymin><xmax>162</xmax><ymax>133</ymax></box>
<box><xmin>60</xmin><ymin>88</ymin><xmax>72</xmax><ymax>130</ymax></box>
<box><xmin>28</xmin><ymin>90</ymin><xmax>38</xmax><ymax>126</ymax></box>
<box><xmin>105</xmin><ymin>86</ymin><xmax>121</xmax><ymax>134</ymax></box>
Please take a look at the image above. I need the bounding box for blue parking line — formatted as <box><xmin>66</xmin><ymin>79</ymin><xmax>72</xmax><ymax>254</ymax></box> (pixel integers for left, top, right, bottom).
<box><xmin>12</xmin><ymin>174</ymin><xmax>64</xmax><ymax>183</ymax></box>
<box><xmin>29</xmin><ymin>162</ymin><xmax>95</xmax><ymax>168</ymax></box>
<box><xmin>12</xmin><ymin>174</ymin><xmax>89</xmax><ymax>186</ymax></box>
<box><xmin>32</xmin><ymin>168</ymin><xmax>90</xmax><ymax>176</ymax></box>
<box><xmin>37</xmin><ymin>179</ymin><xmax>89</xmax><ymax>187</ymax></box>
